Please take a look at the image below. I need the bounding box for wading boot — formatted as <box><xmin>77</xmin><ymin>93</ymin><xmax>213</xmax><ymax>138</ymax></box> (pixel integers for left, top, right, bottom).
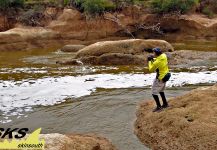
<box><xmin>160</xmin><ymin>92</ymin><xmax>169</xmax><ymax>108</ymax></box>
<box><xmin>152</xmin><ymin>94</ymin><xmax>162</xmax><ymax>112</ymax></box>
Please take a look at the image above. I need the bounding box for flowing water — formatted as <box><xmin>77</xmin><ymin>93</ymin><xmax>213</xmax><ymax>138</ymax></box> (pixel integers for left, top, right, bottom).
<box><xmin>0</xmin><ymin>40</ymin><xmax>217</xmax><ymax>150</ymax></box>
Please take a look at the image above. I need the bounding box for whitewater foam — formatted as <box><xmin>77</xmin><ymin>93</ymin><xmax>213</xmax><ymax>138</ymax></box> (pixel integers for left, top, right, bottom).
<box><xmin>0</xmin><ymin>71</ymin><xmax>217</xmax><ymax>123</ymax></box>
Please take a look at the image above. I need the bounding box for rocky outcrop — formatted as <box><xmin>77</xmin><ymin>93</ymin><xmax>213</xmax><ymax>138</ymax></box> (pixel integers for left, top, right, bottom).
<box><xmin>0</xmin><ymin>27</ymin><xmax>61</xmax><ymax>51</ymax></box>
<box><xmin>76</xmin><ymin>39</ymin><xmax>174</xmax><ymax>58</ymax></box>
<box><xmin>135</xmin><ymin>84</ymin><xmax>217</xmax><ymax>150</ymax></box>
<box><xmin>137</xmin><ymin>14</ymin><xmax>217</xmax><ymax>41</ymax></box>
<box><xmin>60</xmin><ymin>44</ymin><xmax>86</xmax><ymax>52</ymax></box>
<box><xmin>0</xmin><ymin>27</ymin><xmax>87</xmax><ymax>51</ymax></box>
<box><xmin>41</xmin><ymin>133</ymin><xmax>116</xmax><ymax>150</ymax></box>
<box><xmin>49</xmin><ymin>9</ymin><xmax>217</xmax><ymax>41</ymax></box>
<box><xmin>48</xmin><ymin>9</ymin><xmax>124</xmax><ymax>41</ymax></box>
<box><xmin>72</xmin><ymin>39</ymin><xmax>173</xmax><ymax>65</ymax></box>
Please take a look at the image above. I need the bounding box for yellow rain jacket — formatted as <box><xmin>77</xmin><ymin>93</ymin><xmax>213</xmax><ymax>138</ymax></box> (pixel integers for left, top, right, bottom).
<box><xmin>148</xmin><ymin>53</ymin><xmax>169</xmax><ymax>80</ymax></box>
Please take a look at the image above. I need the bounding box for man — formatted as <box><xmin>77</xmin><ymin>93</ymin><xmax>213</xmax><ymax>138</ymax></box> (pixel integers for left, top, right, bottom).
<box><xmin>147</xmin><ymin>47</ymin><xmax>170</xmax><ymax>112</ymax></box>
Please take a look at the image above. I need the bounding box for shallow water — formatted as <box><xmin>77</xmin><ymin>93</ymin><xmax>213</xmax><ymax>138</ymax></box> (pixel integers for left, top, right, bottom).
<box><xmin>2</xmin><ymin>87</ymin><xmax>195</xmax><ymax>150</ymax></box>
<box><xmin>172</xmin><ymin>40</ymin><xmax>217</xmax><ymax>52</ymax></box>
<box><xmin>0</xmin><ymin>41</ymin><xmax>217</xmax><ymax>149</ymax></box>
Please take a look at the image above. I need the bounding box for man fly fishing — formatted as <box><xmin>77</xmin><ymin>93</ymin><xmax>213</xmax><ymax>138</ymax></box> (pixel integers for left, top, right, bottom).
<box><xmin>146</xmin><ymin>47</ymin><xmax>171</xmax><ymax>112</ymax></box>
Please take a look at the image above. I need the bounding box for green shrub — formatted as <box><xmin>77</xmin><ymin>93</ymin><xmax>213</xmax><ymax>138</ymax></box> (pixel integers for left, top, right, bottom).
<box><xmin>10</xmin><ymin>0</ymin><xmax>24</xmax><ymax>7</ymax></box>
<box><xmin>72</xmin><ymin>0</ymin><xmax>84</xmax><ymax>11</ymax></box>
<box><xmin>0</xmin><ymin>0</ymin><xmax>24</xmax><ymax>10</ymax></box>
<box><xmin>202</xmin><ymin>7</ymin><xmax>214</xmax><ymax>18</ymax></box>
<box><xmin>19</xmin><ymin>5</ymin><xmax>45</xmax><ymax>26</ymax></box>
<box><xmin>151</xmin><ymin>0</ymin><xmax>199</xmax><ymax>14</ymax></box>
<box><xmin>82</xmin><ymin>0</ymin><xmax>115</xmax><ymax>16</ymax></box>
<box><xmin>64</xmin><ymin>0</ymin><xmax>70</xmax><ymax>6</ymax></box>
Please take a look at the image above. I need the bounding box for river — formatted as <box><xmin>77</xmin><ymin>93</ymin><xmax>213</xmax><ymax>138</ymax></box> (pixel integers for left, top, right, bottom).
<box><xmin>0</xmin><ymin>40</ymin><xmax>217</xmax><ymax>150</ymax></box>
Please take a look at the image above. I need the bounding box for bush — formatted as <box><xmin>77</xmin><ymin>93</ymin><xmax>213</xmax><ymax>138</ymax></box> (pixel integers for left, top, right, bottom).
<box><xmin>19</xmin><ymin>5</ymin><xmax>45</xmax><ymax>26</ymax></box>
<box><xmin>112</xmin><ymin>0</ymin><xmax>145</xmax><ymax>9</ymax></box>
<box><xmin>64</xmin><ymin>0</ymin><xmax>70</xmax><ymax>6</ymax></box>
<box><xmin>199</xmin><ymin>0</ymin><xmax>217</xmax><ymax>14</ymax></box>
<box><xmin>10</xmin><ymin>0</ymin><xmax>24</xmax><ymax>7</ymax></box>
<box><xmin>0</xmin><ymin>0</ymin><xmax>24</xmax><ymax>10</ymax></box>
<box><xmin>81</xmin><ymin>0</ymin><xmax>115</xmax><ymax>16</ymax></box>
<box><xmin>202</xmin><ymin>7</ymin><xmax>214</xmax><ymax>18</ymax></box>
<box><xmin>151</xmin><ymin>0</ymin><xmax>199</xmax><ymax>14</ymax></box>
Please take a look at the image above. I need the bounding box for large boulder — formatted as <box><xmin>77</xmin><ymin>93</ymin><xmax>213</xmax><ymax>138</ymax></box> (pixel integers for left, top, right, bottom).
<box><xmin>76</xmin><ymin>39</ymin><xmax>174</xmax><ymax>58</ymax></box>
<box><xmin>74</xmin><ymin>39</ymin><xmax>173</xmax><ymax>65</ymax></box>
<box><xmin>41</xmin><ymin>133</ymin><xmax>116</xmax><ymax>150</ymax></box>
<box><xmin>135</xmin><ymin>84</ymin><xmax>217</xmax><ymax>150</ymax></box>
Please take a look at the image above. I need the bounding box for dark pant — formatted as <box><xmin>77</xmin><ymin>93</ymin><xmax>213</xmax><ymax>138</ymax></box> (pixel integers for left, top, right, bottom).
<box><xmin>152</xmin><ymin>92</ymin><xmax>168</xmax><ymax>107</ymax></box>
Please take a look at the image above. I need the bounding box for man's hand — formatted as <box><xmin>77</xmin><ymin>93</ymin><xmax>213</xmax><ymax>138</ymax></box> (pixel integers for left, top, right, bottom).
<box><xmin>147</xmin><ymin>55</ymin><xmax>154</xmax><ymax>62</ymax></box>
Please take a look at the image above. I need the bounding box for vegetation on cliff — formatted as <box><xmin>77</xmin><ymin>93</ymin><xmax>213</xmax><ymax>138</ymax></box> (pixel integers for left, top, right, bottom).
<box><xmin>0</xmin><ymin>0</ymin><xmax>216</xmax><ymax>31</ymax></box>
<box><xmin>1</xmin><ymin>0</ymin><xmax>217</xmax><ymax>16</ymax></box>
<box><xmin>151</xmin><ymin>0</ymin><xmax>199</xmax><ymax>14</ymax></box>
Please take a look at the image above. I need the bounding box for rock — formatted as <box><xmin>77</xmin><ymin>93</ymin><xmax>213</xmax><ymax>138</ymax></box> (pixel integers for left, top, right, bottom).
<box><xmin>80</xmin><ymin>53</ymin><xmax>145</xmax><ymax>65</ymax></box>
<box><xmin>74</xmin><ymin>39</ymin><xmax>173</xmax><ymax>65</ymax></box>
<box><xmin>61</xmin><ymin>45</ymin><xmax>86</xmax><ymax>52</ymax></box>
<box><xmin>135</xmin><ymin>84</ymin><xmax>217</xmax><ymax>150</ymax></box>
<box><xmin>76</xmin><ymin>39</ymin><xmax>174</xmax><ymax>58</ymax></box>
<box><xmin>0</xmin><ymin>27</ymin><xmax>61</xmax><ymax>51</ymax></box>
<box><xmin>48</xmin><ymin>8</ymin><xmax>117</xmax><ymax>40</ymax></box>
<box><xmin>56</xmin><ymin>59</ymin><xmax>80</xmax><ymax>65</ymax></box>
<box><xmin>140</xmin><ymin>14</ymin><xmax>217</xmax><ymax>41</ymax></box>
<box><xmin>40</xmin><ymin>133</ymin><xmax>117</xmax><ymax>150</ymax></box>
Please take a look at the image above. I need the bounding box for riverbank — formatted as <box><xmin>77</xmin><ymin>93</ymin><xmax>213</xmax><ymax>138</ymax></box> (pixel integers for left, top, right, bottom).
<box><xmin>135</xmin><ymin>84</ymin><xmax>217</xmax><ymax>150</ymax></box>
<box><xmin>0</xmin><ymin>8</ymin><xmax>217</xmax><ymax>52</ymax></box>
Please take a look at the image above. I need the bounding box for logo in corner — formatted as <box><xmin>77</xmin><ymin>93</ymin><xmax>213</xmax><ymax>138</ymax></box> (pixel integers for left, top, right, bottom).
<box><xmin>0</xmin><ymin>128</ymin><xmax>45</xmax><ymax>149</ymax></box>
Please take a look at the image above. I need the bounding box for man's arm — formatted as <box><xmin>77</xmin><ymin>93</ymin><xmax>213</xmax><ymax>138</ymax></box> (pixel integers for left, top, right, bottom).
<box><xmin>148</xmin><ymin>59</ymin><xmax>160</xmax><ymax>72</ymax></box>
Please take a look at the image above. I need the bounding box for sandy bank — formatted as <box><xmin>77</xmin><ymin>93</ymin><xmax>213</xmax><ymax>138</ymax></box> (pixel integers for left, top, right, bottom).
<box><xmin>135</xmin><ymin>84</ymin><xmax>217</xmax><ymax>150</ymax></box>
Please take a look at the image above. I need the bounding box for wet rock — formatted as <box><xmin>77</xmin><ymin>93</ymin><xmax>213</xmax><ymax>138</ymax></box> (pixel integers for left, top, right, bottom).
<box><xmin>74</xmin><ymin>39</ymin><xmax>173</xmax><ymax>65</ymax></box>
<box><xmin>76</xmin><ymin>39</ymin><xmax>174</xmax><ymax>58</ymax></box>
<box><xmin>40</xmin><ymin>133</ymin><xmax>117</xmax><ymax>150</ymax></box>
<box><xmin>135</xmin><ymin>84</ymin><xmax>217</xmax><ymax>150</ymax></box>
<box><xmin>85</xmin><ymin>78</ymin><xmax>95</xmax><ymax>82</ymax></box>
<box><xmin>61</xmin><ymin>45</ymin><xmax>86</xmax><ymax>52</ymax></box>
<box><xmin>80</xmin><ymin>53</ymin><xmax>145</xmax><ymax>65</ymax></box>
<box><xmin>56</xmin><ymin>59</ymin><xmax>79</xmax><ymax>65</ymax></box>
